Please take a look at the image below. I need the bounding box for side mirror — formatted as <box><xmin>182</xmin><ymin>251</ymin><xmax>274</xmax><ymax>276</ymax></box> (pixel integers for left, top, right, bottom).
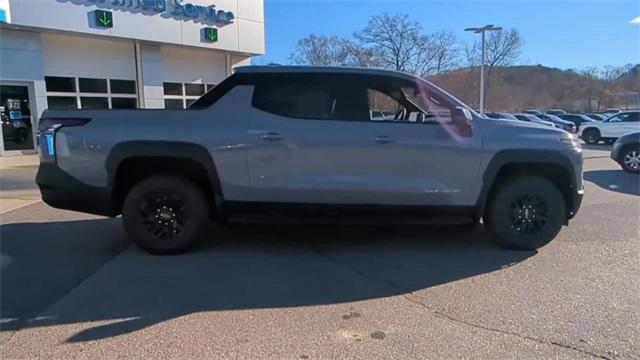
<box><xmin>451</xmin><ymin>106</ymin><xmax>473</xmax><ymax>137</ymax></box>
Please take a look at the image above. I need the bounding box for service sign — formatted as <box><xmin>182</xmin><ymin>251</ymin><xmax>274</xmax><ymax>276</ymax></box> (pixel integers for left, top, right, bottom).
<box><xmin>72</xmin><ymin>0</ymin><xmax>234</xmax><ymax>25</ymax></box>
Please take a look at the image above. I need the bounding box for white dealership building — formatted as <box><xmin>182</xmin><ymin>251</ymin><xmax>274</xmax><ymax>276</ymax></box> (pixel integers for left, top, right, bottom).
<box><xmin>0</xmin><ymin>0</ymin><xmax>265</xmax><ymax>155</ymax></box>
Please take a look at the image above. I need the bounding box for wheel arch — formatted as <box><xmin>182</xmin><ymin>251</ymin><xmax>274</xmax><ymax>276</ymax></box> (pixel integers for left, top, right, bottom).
<box><xmin>476</xmin><ymin>150</ymin><xmax>578</xmax><ymax>222</ymax></box>
<box><xmin>105</xmin><ymin>141</ymin><xmax>222</xmax><ymax>216</ymax></box>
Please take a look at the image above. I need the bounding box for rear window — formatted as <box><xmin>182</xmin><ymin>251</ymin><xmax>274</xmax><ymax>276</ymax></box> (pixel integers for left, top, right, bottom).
<box><xmin>253</xmin><ymin>77</ymin><xmax>335</xmax><ymax>120</ymax></box>
<box><xmin>252</xmin><ymin>74</ymin><xmax>366</xmax><ymax>121</ymax></box>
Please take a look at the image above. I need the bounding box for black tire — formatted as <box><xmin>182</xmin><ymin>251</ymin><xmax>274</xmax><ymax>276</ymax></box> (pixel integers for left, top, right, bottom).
<box><xmin>122</xmin><ymin>175</ymin><xmax>210</xmax><ymax>254</ymax></box>
<box><xmin>15</xmin><ymin>128</ymin><xmax>27</xmax><ymax>144</ymax></box>
<box><xmin>485</xmin><ymin>176</ymin><xmax>565</xmax><ymax>251</ymax></box>
<box><xmin>619</xmin><ymin>145</ymin><xmax>640</xmax><ymax>174</ymax></box>
<box><xmin>582</xmin><ymin>128</ymin><xmax>600</xmax><ymax>144</ymax></box>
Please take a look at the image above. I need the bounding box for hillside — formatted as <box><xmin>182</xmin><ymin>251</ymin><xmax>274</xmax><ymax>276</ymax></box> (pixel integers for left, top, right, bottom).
<box><xmin>429</xmin><ymin>65</ymin><xmax>639</xmax><ymax>112</ymax></box>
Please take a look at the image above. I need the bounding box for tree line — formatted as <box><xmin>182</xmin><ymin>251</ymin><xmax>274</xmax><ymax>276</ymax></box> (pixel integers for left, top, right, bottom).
<box><xmin>288</xmin><ymin>13</ymin><xmax>524</xmax><ymax>78</ymax></box>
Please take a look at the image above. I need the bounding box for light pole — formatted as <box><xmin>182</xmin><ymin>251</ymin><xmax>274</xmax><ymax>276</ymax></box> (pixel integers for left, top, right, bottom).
<box><xmin>464</xmin><ymin>24</ymin><xmax>502</xmax><ymax>114</ymax></box>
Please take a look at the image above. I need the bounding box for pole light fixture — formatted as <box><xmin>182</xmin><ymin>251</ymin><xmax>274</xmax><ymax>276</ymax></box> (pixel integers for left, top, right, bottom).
<box><xmin>464</xmin><ymin>24</ymin><xmax>503</xmax><ymax>114</ymax></box>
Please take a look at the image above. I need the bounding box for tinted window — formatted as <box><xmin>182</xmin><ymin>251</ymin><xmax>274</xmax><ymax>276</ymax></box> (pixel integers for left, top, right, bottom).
<box><xmin>111</xmin><ymin>98</ymin><xmax>137</xmax><ymax>109</ymax></box>
<box><xmin>110</xmin><ymin>80</ymin><xmax>136</xmax><ymax>94</ymax></box>
<box><xmin>163</xmin><ymin>83</ymin><xmax>183</xmax><ymax>96</ymax></box>
<box><xmin>185</xmin><ymin>84</ymin><xmax>205</xmax><ymax>96</ymax></box>
<box><xmin>80</xmin><ymin>97</ymin><xmax>108</xmax><ymax>109</ymax></box>
<box><xmin>45</xmin><ymin>76</ymin><xmax>75</xmax><ymax>92</ymax></box>
<box><xmin>47</xmin><ymin>96</ymin><xmax>77</xmax><ymax>110</ymax></box>
<box><xmin>79</xmin><ymin>78</ymin><xmax>108</xmax><ymax>93</ymax></box>
<box><xmin>253</xmin><ymin>76</ymin><xmax>337</xmax><ymax>120</ymax></box>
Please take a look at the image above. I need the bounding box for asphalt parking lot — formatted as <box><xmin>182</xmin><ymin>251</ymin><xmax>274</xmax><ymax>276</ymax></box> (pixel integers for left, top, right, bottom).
<box><xmin>0</xmin><ymin>145</ymin><xmax>638</xmax><ymax>359</ymax></box>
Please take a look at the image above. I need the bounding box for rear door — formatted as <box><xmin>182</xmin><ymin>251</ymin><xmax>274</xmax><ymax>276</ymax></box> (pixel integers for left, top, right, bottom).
<box><xmin>245</xmin><ymin>73</ymin><xmax>384</xmax><ymax>204</ymax></box>
<box><xmin>603</xmin><ymin>112</ymin><xmax>640</xmax><ymax>137</ymax></box>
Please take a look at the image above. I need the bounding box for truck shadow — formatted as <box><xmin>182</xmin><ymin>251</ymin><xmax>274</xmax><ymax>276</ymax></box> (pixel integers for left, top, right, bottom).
<box><xmin>1</xmin><ymin>219</ymin><xmax>535</xmax><ymax>343</ymax></box>
<box><xmin>584</xmin><ymin>170</ymin><xmax>640</xmax><ymax>196</ymax></box>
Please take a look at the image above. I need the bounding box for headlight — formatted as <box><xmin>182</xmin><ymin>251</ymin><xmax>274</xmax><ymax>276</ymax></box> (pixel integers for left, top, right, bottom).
<box><xmin>560</xmin><ymin>134</ymin><xmax>581</xmax><ymax>149</ymax></box>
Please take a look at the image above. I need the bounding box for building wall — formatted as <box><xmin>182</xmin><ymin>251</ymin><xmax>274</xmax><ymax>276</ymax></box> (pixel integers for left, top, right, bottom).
<box><xmin>41</xmin><ymin>33</ymin><xmax>136</xmax><ymax>80</ymax></box>
<box><xmin>7</xmin><ymin>0</ymin><xmax>264</xmax><ymax>55</ymax></box>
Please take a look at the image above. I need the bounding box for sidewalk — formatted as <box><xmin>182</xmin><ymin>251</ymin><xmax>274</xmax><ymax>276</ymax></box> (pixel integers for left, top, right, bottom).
<box><xmin>0</xmin><ymin>154</ymin><xmax>40</xmax><ymax>169</ymax></box>
<box><xmin>0</xmin><ymin>155</ymin><xmax>41</xmax><ymax>215</ymax></box>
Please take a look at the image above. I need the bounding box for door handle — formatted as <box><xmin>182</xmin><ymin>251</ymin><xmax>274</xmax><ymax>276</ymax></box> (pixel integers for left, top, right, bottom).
<box><xmin>374</xmin><ymin>135</ymin><xmax>395</xmax><ymax>144</ymax></box>
<box><xmin>260</xmin><ymin>132</ymin><xmax>284</xmax><ymax>141</ymax></box>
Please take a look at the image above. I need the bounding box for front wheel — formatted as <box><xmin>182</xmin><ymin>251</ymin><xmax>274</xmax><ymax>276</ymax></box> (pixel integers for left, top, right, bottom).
<box><xmin>620</xmin><ymin>146</ymin><xmax>640</xmax><ymax>174</ymax></box>
<box><xmin>582</xmin><ymin>128</ymin><xmax>600</xmax><ymax>144</ymax></box>
<box><xmin>122</xmin><ymin>175</ymin><xmax>210</xmax><ymax>254</ymax></box>
<box><xmin>485</xmin><ymin>176</ymin><xmax>565</xmax><ymax>250</ymax></box>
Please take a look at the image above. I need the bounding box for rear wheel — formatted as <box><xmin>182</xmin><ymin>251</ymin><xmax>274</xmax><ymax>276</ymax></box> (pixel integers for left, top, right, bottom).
<box><xmin>620</xmin><ymin>145</ymin><xmax>640</xmax><ymax>174</ymax></box>
<box><xmin>485</xmin><ymin>176</ymin><xmax>565</xmax><ymax>250</ymax></box>
<box><xmin>582</xmin><ymin>128</ymin><xmax>600</xmax><ymax>144</ymax></box>
<box><xmin>122</xmin><ymin>175</ymin><xmax>209</xmax><ymax>254</ymax></box>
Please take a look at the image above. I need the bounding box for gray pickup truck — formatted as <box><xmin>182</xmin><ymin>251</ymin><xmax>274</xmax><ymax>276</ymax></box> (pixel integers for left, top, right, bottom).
<box><xmin>36</xmin><ymin>66</ymin><xmax>584</xmax><ymax>254</ymax></box>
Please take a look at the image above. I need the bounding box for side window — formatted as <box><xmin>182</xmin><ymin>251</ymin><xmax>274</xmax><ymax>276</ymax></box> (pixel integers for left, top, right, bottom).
<box><xmin>368</xmin><ymin>89</ymin><xmax>400</xmax><ymax>121</ymax></box>
<box><xmin>607</xmin><ymin>115</ymin><xmax>623</xmax><ymax>123</ymax></box>
<box><xmin>621</xmin><ymin>113</ymin><xmax>639</xmax><ymax>122</ymax></box>
<box><xmin>253</xmin><ymin>78</ymin><xmax>335</xmax><ymax>120</ymax></box>
<box><xmin>365</xmin><ymin>77</ymin><xmax>454</xmax><ymax>124</ymax></box>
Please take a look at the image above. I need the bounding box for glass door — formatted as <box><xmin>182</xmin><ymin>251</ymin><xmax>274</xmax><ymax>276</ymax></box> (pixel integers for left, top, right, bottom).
<box><xmin>0</xmin><ymin>85</ymin><xmax>35</xmax><ymax>153</ymax></box>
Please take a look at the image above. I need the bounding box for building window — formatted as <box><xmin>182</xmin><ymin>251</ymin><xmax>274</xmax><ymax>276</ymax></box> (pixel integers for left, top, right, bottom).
<box><xmin>110</xmin><ymin>79</ymin><xmax>136</xmax><ymax>94</ymax></box>
<box><xmin>45</xmin><ymin>76</ymin><xmax>137</xmax><ymax>110</ymax></box>
<box><xmin>79</xmin><ymin>78</ymin><xmax>108</xmax><ymax>93</ymax></box>
<box><xmin>45</xmin><ymin>76</ymin><xmax>76</xmax><ymax>93</ymax></box>
<box><xmin>80</xmin><ymin>97</ymin><xmax>109</xmax><ymax>109</ymax></box>
<box><xmin>46</xmin><ymin>96</ymin><xmax>77</xmax><ymax>110</ymax></box>
<box><xmin>163</xmin><ymin>82</ymin><xmax>183</xmax><ymax>96</ymax></box>
<box><xmin>164</xmin><ymin>99</ymin><xmax>184</xmax><ymax>109</ymax></box>
<box><xmin>111</xmin><ymin>97</ymin><xmax>137</xmax><ymax>109</ymax></box>
<box><xmin>163</xmin><ymin>82</ymin><xmax>211</xmax><ymax>109</ymax></box>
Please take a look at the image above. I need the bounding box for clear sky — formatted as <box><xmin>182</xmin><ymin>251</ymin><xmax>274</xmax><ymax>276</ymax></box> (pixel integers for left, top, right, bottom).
<box><xmin>255</xmin><ymin>0</ymin><xmax>640</xmax><ymax>70</ymax></box>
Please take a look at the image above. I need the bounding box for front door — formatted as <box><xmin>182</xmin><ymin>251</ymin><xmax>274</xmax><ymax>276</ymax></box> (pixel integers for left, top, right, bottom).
<box><xmin>0</xmin><ymin>84</ymin><xmax>35</xmax><ymax>154</ymax></box>
<box><xmin>355</xmin><ymin>75</ymin><xmax>483</xmax><ymax>206</ymax></box>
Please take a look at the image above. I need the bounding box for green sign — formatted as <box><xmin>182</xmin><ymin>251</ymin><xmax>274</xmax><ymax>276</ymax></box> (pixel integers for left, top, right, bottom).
<box><xmin>204</xmin><ymin>27</ymin><xmax>218</xmax><ymax>43</ymax></box>
<box><xmin>94</xmin><ymin>9</ymin><xmax>113</xmax><ymax>28</ymax></box>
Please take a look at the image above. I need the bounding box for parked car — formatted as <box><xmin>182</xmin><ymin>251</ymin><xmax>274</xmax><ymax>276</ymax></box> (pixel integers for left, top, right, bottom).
<box><xmin>513</xmin><ymin>113</ymin><xmax>557</xmax><ymax>127</ymax></box>
<box><xmin>579</xmin><ymin>111</ymin><xmax>640</xmax><ymax>144</ymax></box>
<box><xmin>547</xmin><ymin>109</ymin><xmax>567</xmax><ymax>116</ymax></box>
<box><xmin>484</xmin><ymin>112</ymin><xmax>518</xmax><ymax>121</ymax></box>
<box><xmin>604</xmin><ymin>108</ymin><xmax>622</xmax><ymax>115</ymax></box>
<box><xmin>36</xmin><ymin>66</ymin><xmax>584</xmax><ymax>254</ymax></box>
<box><xmin>558</xmin><ymin>114</ymin><xmax>594</xmax><ymax>130</ymax></box>
<box><xmin>523</xmin><ymin>109</ymin><xmax>545</xmax><ymax>116</ymax></box>
<box><xmin>539</xmin><ymin>114</ymin><xmax>576</xmax><ymax>132</ymax></box>
<box><xmin>586</xmin><ymin>114</ymin><xmax>607</xmax><ymax>121</ymax></box>
<box><xmin>611</xmin><ymin>132</ymin><xmax>640</xmax><ymax>173</ymax></box>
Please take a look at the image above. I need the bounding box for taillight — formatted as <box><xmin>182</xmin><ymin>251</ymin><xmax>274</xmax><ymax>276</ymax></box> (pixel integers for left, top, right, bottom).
<box><xmin>37</xmin><ymin>118</ymin><xmax>91</xmax><ymax>161</ymax></box>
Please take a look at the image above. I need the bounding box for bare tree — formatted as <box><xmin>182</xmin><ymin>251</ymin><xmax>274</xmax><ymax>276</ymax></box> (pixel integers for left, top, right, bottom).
<box><xmin>580</xmin><ymin>66</ymin><xmax>601</xmax><ymax>112</ymax></box>
<box><xmin>288</xmin><ymin>35</ymin><xmax>349</xmax><ymax>66</ymax></box>
<box><xmin>430</xmin><ymin>30</ymin><xmax>460</xmax><ymax>75</ymax></box>
<box><xmin>342</xmin><ymin>41</ymin><xmax>384</xmax><ymax>68</ymax></box>
<box><xmin>354</xmin><ymin>13</ymin><xmax>435</xmax><ymax>75</ymax></box>
<box><xmin>465</xmin><ymin>28</ymin><xmax>524</xmax><ymax>100</ymax></box>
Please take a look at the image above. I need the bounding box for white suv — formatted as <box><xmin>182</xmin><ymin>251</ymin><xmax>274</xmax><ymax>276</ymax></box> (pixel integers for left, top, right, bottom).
<box><xmin>579</xmin><ymin>111</ymin><xmax>640</xmax><ymax>144</ymax></box>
